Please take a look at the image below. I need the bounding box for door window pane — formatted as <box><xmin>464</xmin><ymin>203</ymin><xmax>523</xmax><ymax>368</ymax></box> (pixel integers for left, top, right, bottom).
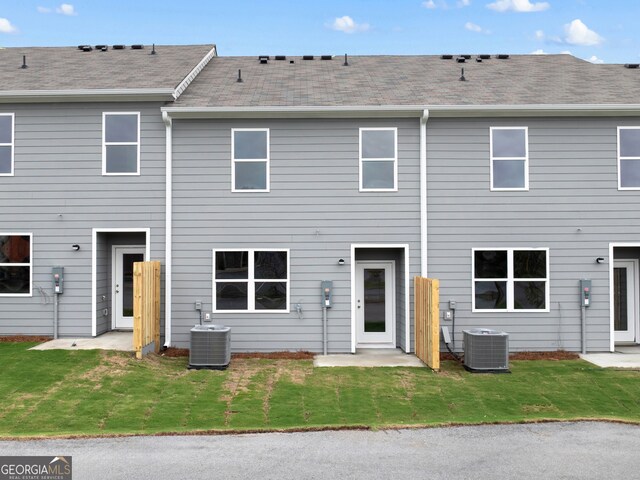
<box><xmin>364</xmin><ymin>268</ymin><xmax>386</xmax><ymax>332</ymax></box>
<box><xmin>122</xmin><ymin>253</ymin><xmax>143</xmax><ymax>317</ymax></box>
<box><xmin>614</xmin><ymin>267</ymin><xmax>628</xmax><ymax>331</ymax></box>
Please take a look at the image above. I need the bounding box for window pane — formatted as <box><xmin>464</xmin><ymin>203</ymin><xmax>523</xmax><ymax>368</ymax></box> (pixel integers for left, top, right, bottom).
<box><xmin>105</xmin><ymin>114</ymin><xmax>138</xmax><ymax>143</ymax></box>
<box><xmin>0</xmin><ymin>116</ymin><xmax>12</xmax><ymax>144</ymax></box>
<box><xmin>362</xmin><ymin>130</ymin><xmax>395</xmax><ymax>159</ymax></box>
<box><xmin>255</xmin><ymin>282</ymin><xmax>287</xmax><ymax>310</ymax></box>
<box><xmin>362</xmin><ymin>160</ymin><xmax>394</xmax><ymax>189</ymax></box>
<box><xmin>216</xmin><ymin>251</ymin><xmax>248</xmax><ymax>279</ymax></box>
<box><xmin>235</xmin><ymin>161</ymin><xmax>267</xmax><ymax>190</ymax></box>
<box><xmin>106</xmin><ymin>145</ymin><xmax>138</xmax><ymax>173</ymax></box>
<box><xmin>0</xmin><ymin>266</ymin><xmax>29</xmax><ymax>294</ymax></box>
<box><xmin>255</xmin><ymin>251</ymin><xmax>287</xmax><ymax>279</ymax></box>
<box><xmin>234</xmin><ymin>130</ymin><xmax>267</xmax><ymax>159</ymax></box>
<box><xmin>514</xmin><ymin>281</ymin><xmax>546</xmax><ymax>309</ymax></box>
<box><xmin>514</xmin><ymin>250</ymin><xmax>546</xmax><ymax>278</ymax></box>
<box><xmin>0</xmin><ymin>236</ymin><xmax>30</xmax><ymax>263</ymax></box>
<box><xmin>216</xmin><ymin>282</ymin><xmax>248</xmax><ymax>310</ymax></box>
<box><xmin>475</xmin><ymin>281</ymin><xmax>507</xmax><ymax>309</ymax></box>
<box><xmin>614</xmin><ymin>267</ymin><xmax>628</xmax><ymax>331</ymax></box>
<box><xmin>620</xmin><ymin>129</ymin><xmax>640</xmax><ymax>157</ymax></box>
<box><xmin>620</xmin><ymin>159</ymin><xmax>640</xmax><ymax>188</ymax></box>
<box><xmin>474</xmin><ymin>250</ymin><xmax>507</xmax><ymax>278</ymax></box>
<box><xmin>492</xmin><ymin>129</ymin><xmax>526</xmax><ymax>158</ymax></box>
<box><xmin>0</xmin><ymin>146</ymin><xmax>11</xmax><ymax>174</ymax></box>
<box><xmin>493</xmin><ymin>159</ymin><xmax>525</xmax><ymax>189</ymax></box>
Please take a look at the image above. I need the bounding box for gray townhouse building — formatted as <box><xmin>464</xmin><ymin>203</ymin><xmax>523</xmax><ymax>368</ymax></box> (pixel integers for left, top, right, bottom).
<box><xmin>2</xmin><ymin>45</ymin><xmax>640</xmax><ymax>354</ymax></box>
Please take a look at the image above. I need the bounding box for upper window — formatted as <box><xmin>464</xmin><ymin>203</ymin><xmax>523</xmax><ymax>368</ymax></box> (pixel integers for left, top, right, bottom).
<box><xmin>0</xmin><ymin>113</ymin><xmax>14</xmax><ymax>176</ymax></box>
<box><xmin>618</xmin><ymin>127</ymin><xmax>640</xmax><ymax>189</ymax></box>
<box><xmin>103</xmin><ymin>112</ymin><xmax>140</xmax><ymax>175</ymax></box>
<box><xmin>490</xmin><ymin>127</ymin><xmax>528</xmax><ymax>191</ymax></box>
<box><xmin>213</xmin><ymin>249</ymin><xmax>289</xmax><ymax>312</ymax></box>
<box><xmin>359</xmin><ymin>128</ymin><xmax>397</xmax><ymax>191</ymax></box>
<box><xmin>473</xmin><ymin>248</ymin><xmax>548</xmax><ymax>312</ymax></box>
<box><xmin>0</xmin><ymin>234</ymin><xmax>32</xmax><ymax>296</ymax></box>
<box><xmin>232</xmin><ymin>129</ymin><xmax>269</xmax><ymax>192</ymax></box>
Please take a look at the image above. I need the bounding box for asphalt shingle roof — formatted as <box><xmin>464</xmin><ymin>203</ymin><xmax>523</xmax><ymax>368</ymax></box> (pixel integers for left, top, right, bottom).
<box><xmin>0</xmin><ymin>45</ymin><xmax>215</xmax><ymax>91</ymax></box>
<box><xmin>174</xmin><ymin>54</ymin><xmax>640</xmax><ymax>107</ymax></box>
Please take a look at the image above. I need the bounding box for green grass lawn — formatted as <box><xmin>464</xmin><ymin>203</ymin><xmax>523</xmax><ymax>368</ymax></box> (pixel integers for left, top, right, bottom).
<box><xmin>1</xmin><ymin>342</ymin><xmax>639</xmax><ymax>438</ymax></box>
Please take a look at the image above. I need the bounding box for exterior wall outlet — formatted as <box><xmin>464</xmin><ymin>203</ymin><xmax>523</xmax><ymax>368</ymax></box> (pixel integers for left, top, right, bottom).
<box><xmin>195</xmin><ymin>301</ymin><xmax>202</xmax><ymax>310</ymax></box>
<box><xmin>443</xmin><ymin>310</ymin><xmax>453</xmax><ymax>320</ymax></box>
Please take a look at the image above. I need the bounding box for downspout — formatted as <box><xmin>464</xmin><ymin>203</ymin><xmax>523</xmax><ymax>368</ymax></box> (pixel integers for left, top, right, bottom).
<box><xmin>420</xmin><ymin>109</ymin><xmax>430</xmax><ymax>276</ymax></box>
<box><xmin>163</xmin><ymin>111</ymin><xmax>173</xmax><ymax>347</ymax></box>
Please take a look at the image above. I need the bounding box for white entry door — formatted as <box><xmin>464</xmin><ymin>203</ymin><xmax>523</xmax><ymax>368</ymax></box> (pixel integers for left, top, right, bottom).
<box><xmin>113</xmin><ymin>247</ymin><xmax>145</xmax><ymax>330</ymax></box>
<box><xmin>355</xmin><ymin>261</ymin><xmax>395</xmax><ymax>346</ymax></box>
<box><xmin>614</xmin><ymin>260</ymin><xmax>638</xmax><ymax>343</ymax></box>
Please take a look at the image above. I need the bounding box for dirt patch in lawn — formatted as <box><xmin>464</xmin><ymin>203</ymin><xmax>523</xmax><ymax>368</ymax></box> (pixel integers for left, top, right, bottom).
<box><xmin>440</xmin><ymin>351</ymin><xmax>579</xmax><ymax>362</ymax></box>
<box><xmin>81</xmin><ymin>351</ymin><xmax>131</xmax><ymax>384</ymax></box>
<box><xmin>161</xmin><ymin>348</ymin><xmax>315</xmax><ymax>360</ymax></box>
<box><xmin>0</xmin><ymin>336</ymin><xmax>52</xmax><ymax>343</ymax></box>
<box><xmin>161</xmin><ymin>348</ymin><xmax>189</xmax><ymax>358</ymax></box>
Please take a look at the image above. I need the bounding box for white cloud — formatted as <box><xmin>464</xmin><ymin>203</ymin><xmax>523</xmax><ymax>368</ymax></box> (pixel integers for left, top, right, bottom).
<box><xmin>534</xmin><ymin>29</ymin><xmax>545</xmax><ymax>40</ymax></box>
<box><xmin>530</xmin><ymin>49</ymin><xmax>547</xmax><ymax>54</ymax></box>
<box><xmin>422</xmin><ymin>0</ymin><xmax>438</xmax><ymax>8</ymax></box>
<box><xmin>560</xmin><ymin>50</ymin><xmax>572</xmax><ymax>55</ymax></box>
<box><xmin>458</xmin><ymin>0</ymin><xmax>471</xmax><ymax>6</ymax></box>
<box><xmin>56</xmin><ymin>3</ymin><xmax>77</xmax><ymax>16</ymax></box>
<box><xmin>465</xmin><ymin>22</ymin><xmax>490</xmax><ymax>34</ymax></box>
<box><xmin>587</xmin><ymin>55</ymin><xmax>604</xmax><ymax>64</ymax></box>
<box><xmin>0</xmin><ymin>18</ymin><xmax>17</xmax><ymax>34</ymax></box>
<box><xmin>487</xmin><ymin>0</ymin><xmax>549</xmax><ymax>12</ymax></box>
<box><xmin>37</xmin><ymin>6</ymin><xmax>52</xmax><ymax>13</ymax></box>
<box><xmin>564</xmin><ymin>19</ymin><xmax>602</xmax><ymax>46</ymax></box>
<box><xmin>329</xmin><ymin>16</ymin><xmax>369</xmax><ymax>34</ymax></box>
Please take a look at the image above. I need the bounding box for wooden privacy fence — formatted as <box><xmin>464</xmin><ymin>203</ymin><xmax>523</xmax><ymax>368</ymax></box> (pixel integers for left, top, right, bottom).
<box><xmin>133</xmin><ymin>261</ymin><xmax>161</xmax><ymax>359</ymax></box>
<box><xmin>414</xmin><ymin>277</ymin><xmax>440</xmax><ymax>371</ymax></box>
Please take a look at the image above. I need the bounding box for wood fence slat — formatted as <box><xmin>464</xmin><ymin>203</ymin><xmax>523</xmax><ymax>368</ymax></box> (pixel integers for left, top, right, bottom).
<box><xmin>414</xmin><ymin>276</ymin><xmax>440</xmax><ymax>371</ymax></box>
<box><xmin>133</xmin><ymin>261</ymin><xmax>162</xmax><ymax>360</ymax></box>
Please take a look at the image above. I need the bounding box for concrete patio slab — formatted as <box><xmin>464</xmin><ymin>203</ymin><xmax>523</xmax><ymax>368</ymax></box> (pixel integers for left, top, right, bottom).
<box><xmin>314</xmin><ymin>348</ymin><xmax>426</xmax><ymax>367</ymax></box>
<box><xmin>580</xmin><ymin>347</ymin><xmax>640</xmax><ymax>369</ymax></box>
<box><xmin>30</xmin><ymin>331</ymin><xmax>133</xmax><ymax>352</ymax></box>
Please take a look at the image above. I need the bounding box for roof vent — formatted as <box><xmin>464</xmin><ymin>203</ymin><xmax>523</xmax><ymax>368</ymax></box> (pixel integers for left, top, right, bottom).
<box><xmin>496</xmin><ymin>54</ymin><xmax>510</xmax><ymax>59</ymax></box>
<box><xmin>440</xmin><ymin>54</ymin><xmax>453</xmax><ymax>60</ymax></box>
<box><xmin>77</xmin><ymin>45</ymin><xmax>91</xmax><ymax>50</ymax></box>
<box><xmin>478</xmin><ymin>54</ymin><xmax>491</xmax><ymax>60</ymax></box>
<box><xmin>237</xmin><ymin>69</ymin><xmax>243</xmax><ymax>83</ymax></box>
<box><xmin>95</xmin><ymin>45</ymin><xmax>107</xmax><ymax>50</ymax></box>
<box><xmin>321</xmin><ymin>55</ymin><xmax>332</xmax><ymax>60</ymax></box>
<box><xmin>112</xmin><ymin>45</ymin><xmax>125</xmax><ymax>50</ymax></box>
<box><xmin>624</xmin><ymin>64</ymin><xmax>640</xmax><ymax>69</ymax></box>
<box><xmin>289</xmin><ymin>60</ymin><xmax>295</xmax><ymax>64</ymax></box>
<box><xmin>21</xmin><ymin>55</ymin><xmax>27</xmax><ymax>69</ymax></box>
<box><xmin>131</xmin><ymin>44</ymin><xmax>144</xmax><ymax>50</ymax></box>
<box><xmin>303</xmin><ymin>55</ymin><xmax>314</xmax><ymax>60</ymax></box>
<box><xmin>81</xmin><ymin>46</ymin><xmax>92</xmax><ymax>52</ymax></box>
<box><xmin>460</xmin><ymin>54</ymin><xmax>471</xmax><ymax>59</ymax></box>
<box><xmin>258</xmin><ymin>55</ymin><xmax>269</xmax><ymax>60</ymax></box>
<box><xmin>343</xmin><ymin>53</ymin><xmax>349</xmax><ymax>66</ymax></box>
<box><xmin>275</xmin><ymin>55</ymin><xmax>286</xmax><ymax>61</ymax></box>
<box><xmin>475</xmin><ymin>57</ymin><xmax>482</xmax><ymax>63</ymax></box>
<box><xmin>456</xmin><ymin>57</ymin><xmax>466</xmax><ymax>63</ymax></box>
<box><xmin>459</xmin><ymin>68</ymin><xmax>466</xmax><ymax>81</ymax></box>
<box><xmin>151</xmin><ymin>44</ymin><xmax>156</xmax><ymax>55</ymax></box>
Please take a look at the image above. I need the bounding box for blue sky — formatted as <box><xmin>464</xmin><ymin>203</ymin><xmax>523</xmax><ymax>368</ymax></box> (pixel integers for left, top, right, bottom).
<box><xmin>0</xmin><ymin>1</ymin><xmax>638</xmax><ymax>64</ymax></box>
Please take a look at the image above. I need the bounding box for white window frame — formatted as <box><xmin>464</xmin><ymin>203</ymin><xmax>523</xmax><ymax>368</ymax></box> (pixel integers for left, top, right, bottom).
<box><xmin>617</xmin><ymin>126</ymin><xmax>640</xmax><ymax>190</ymax></box>
<box><xmin>490</xmin><ymin>126</ymin><xmax>529</xmax><ymax>192</ymax></box>
<box><xmin>231</xmin><ymin>128</ymin><xmax>270</xmax><ymax>192</ymax></box>
<box><xmin>0</xmin><ymin>113</ymin><xmax>15</xmax><ymax>177</ymax></box>
<box><xmin>102</xmin><ymin>112</ymin><xmax>141</xmax><ymax>176</ymax></box>
<box><xmin>212</xmin><ymin>248</ymin><xmax>290</xmax><ymax>313</ymax></box>
<box><xmin>0</xmin><ymin>232</ymin><xmax>33</xmax><ymax>297</ymax></box>
<box><xmin>359</xmin><ymin>127</ymin><xmax>398</xmax><ymax>192</ymax></box>
<box><xmin>472</xmin><ymin>247</ymin><xmax>549</xmax><ymax>313</ymax></box>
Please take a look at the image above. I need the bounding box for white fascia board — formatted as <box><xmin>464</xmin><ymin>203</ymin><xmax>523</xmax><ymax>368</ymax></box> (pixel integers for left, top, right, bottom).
<box><xmin>429</xmin><ymin>104</ymin><xmax>640</xmax><ymax>117</ymax></box>
<box><xmin>161</xmin><ymin>105</ymin><xmax>428</xmax><ymax>119</ymax></box>
<box><xmin>0</xmin><ymin>88</ymin><xmax>175</xmax><ymax>103</ymax></box>
<box><xmin>172</xmin><ymin>46</ymin><xmax>218</xmax><ymax>100</ymax></box>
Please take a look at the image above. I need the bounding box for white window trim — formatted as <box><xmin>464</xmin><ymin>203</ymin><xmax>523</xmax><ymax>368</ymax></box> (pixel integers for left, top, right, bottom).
<box><xmin>231</xmin><ymin>128</ymin><xmax>270</xmax><ymax>193</ymax></box>
<box><xmin>490</xmin><ymin>126</ymin><xmax>529</xmax><ymax>192</ymax></box>
<box><xmin>102</xmin><ymin>112</ymin><xmax>141</xmax><ymax>176</ymax></box>
<box><xmin>0</xmin><ymin>113</ymin><xmax>15</xmax><ymax>177</ymax></box>
<box><xmin>0</xmin><ymin>232</ymin><xmax>33</xmax><ymax>297</ymax></box>
<box><xmin>359</xmin><ymin>127</ymin><xmax>398</xmax><ymax>192</ymax></box>
<box><xmin>212</xmin><ymin>248</ymin><xmax>290</xmax><ymax>313</ymax></box>
<box><xmin>617</xmin><ymin>126</ymin><xmax>640</xmax><ymax>191</ymax></box>
<box><xmin>471</xmin><ymin>247</ymin><xmax>549</xmax><ymax>313</ymax></box>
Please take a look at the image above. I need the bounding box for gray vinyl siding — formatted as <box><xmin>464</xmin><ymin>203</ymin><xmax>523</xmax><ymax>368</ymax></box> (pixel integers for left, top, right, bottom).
<box><xmin>0</xmin><ymin>102</ymin><xmax>166</xmax><ymax>338</ymax></box>
<box><xmin>427</xmin><ymin>116</ymin><xmax>640</xmax><ymax>352</ymax></box>
<box><xmin>95</xmin><ymin>235</ymin><xmax>109</xmax><ymax>335</ymax></box>
<box><xmin>171</xmin><ymin>118</ymin><xmax>421</xmax><ymax>352</ymax></box>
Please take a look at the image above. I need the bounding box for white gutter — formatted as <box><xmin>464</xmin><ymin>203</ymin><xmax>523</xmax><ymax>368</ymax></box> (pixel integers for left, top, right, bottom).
<box><xmin>0</xmin><ymin>88</ymin><xmax>175</xmax><ymax>103</ymax></box>
<box><xmin>429</xmin><ymin>104</ymin><xmax>640</xmax><ymax>117</ymax></box>
<box><xmin>420</xmin><ymin>109</ymin><xmax>429</xmax><ymax>277</ymax></box>
<box><xmin>163</xmin><ymin>111</ymin><xmax>173</xmax><ymax>347</ymax></box>
<box><xmin>173</xmin><ymin>46</ymin><xmax>218</xmax><ymax>100</ymax></box>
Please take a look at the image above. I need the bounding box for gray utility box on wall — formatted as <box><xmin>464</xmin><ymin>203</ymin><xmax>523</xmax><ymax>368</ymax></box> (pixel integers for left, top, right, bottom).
<box><xmin>189</xmin><ymin>324</ymin><xmax>231</xmax><ymax>370</ymax></box>
<box><xmin>463</xmin><ymin>328</ymin><xmax>509</xmax><ymax>373</ymax></box>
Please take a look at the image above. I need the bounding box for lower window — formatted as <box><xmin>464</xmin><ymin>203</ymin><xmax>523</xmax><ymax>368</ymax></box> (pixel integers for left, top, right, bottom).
<box><xmin>0</xmin><ymin>234</ymin><xmax>32</xmax><ymax>296</ymax></box>
<box><xmin>213</xmin><ymin>249</ymin><xmax>289</xmax><ymax>312</ymax></box>
<box><xmin>473</xmin><ymin>248</ymin><xmax>548</xmax><ymax>312</ymax></box>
